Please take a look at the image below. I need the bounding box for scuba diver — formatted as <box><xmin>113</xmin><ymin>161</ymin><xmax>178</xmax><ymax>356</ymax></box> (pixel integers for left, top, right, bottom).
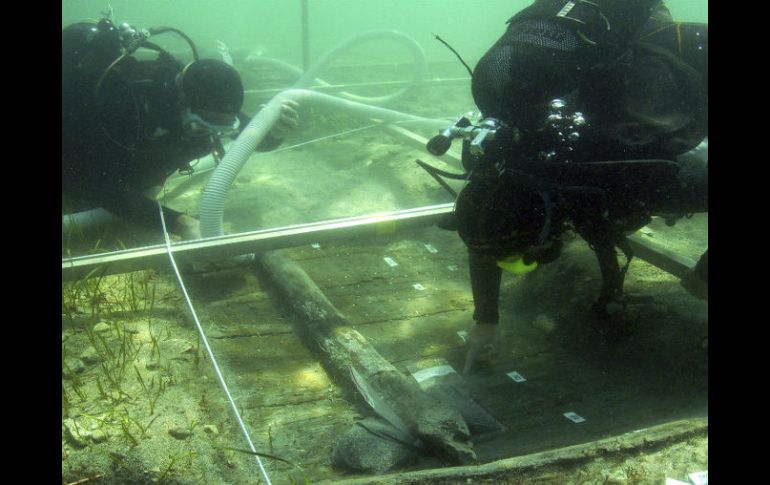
<box><xmin>424</xmin><ymin>0</ymin><xmax>708</xmax><ymax>373</ymax></box>
<box><xmin>62</xmin><ymin>15</ymin><xmax>300</xmax><ymax>240</ymax></box>
<box><xmin>680</xmin><ymin>249</ymin><xmax>708</xmax><ymax>300</ymax></box>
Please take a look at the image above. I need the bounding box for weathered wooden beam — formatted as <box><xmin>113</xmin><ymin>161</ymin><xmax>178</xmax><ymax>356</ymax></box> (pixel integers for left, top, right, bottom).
<box><xmin>323</xmin><ymin>418</ymin><xmax>707</xmax><ymax>485</ymax></box>
<box><xmin>253</xmin><ymin>249</ymin><xmax>476</xmax><ymax>464</ymax></box>
<box><xmin>627</xmin><ymin>233</ymin><xmax>697</xmax><ymax>279</ymax></box>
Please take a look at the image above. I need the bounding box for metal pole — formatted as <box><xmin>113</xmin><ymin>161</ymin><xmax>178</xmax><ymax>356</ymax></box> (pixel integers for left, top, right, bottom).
<box><xmin>61</xmin><ymin>204</ymin><xmax>455</xmax><ymax>281</ymax></box>
<box><xmin>301</xmin><ymin>0</ymin><xmax>310</xmax><ymax>71</ymax></box>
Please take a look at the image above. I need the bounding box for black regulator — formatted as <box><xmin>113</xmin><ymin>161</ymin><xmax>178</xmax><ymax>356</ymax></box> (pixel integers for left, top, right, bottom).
<box><xmin>426</xmin><ymin>97</ymin><xmax>588</xmax><ymax>178</ymax></box>
<box><xmin>426</xmin><ymin>114</ymin><xmax>519</xmax><ymax>159</ymax></box>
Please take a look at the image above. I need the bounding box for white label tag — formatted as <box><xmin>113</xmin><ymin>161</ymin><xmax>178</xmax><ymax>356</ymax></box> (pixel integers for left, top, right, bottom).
<box><xmin>457</xmin><ymin>330</ymin><xmax>468</xmax><ymax>342</ymax></box>
<box><xmin>447</xmin><ymin>265</ymin><xmax>458</xmax><ymax>272</ymax></box>
<box><xmin>424</xmin><ymin>244</ymin><xmax>438</xmax><ymax>254</ymax></box>
<box><xmin>557</xmin><ymin>1</ymin><xmax>576</xmax><ymax>18</ymax></box>
<box><xmin>506</xmin><ymin>371</ymin><xmax>526</xmax><ymax>382</ymax></box>
<box><xmin>411</xmin><ymin>365</ymin><xmax>456</xmax><ymax>383</ymax></box>
<box><xmin>311</xmin><ymin>243</ymin><xmax>320</xmax><ymax>249</ymax></box>
<box><xmin>413</xmin><ymin>283</ymin><xmax>426</xmax><ymax>291</ymax></box>
<box><xmin>383</xmin><ymin>257</ymin><xmax>398</xmax><ymax>267</ymax></box>
<box><xmin>563</xmin><ymin>412</ymin><xmax>586</xmax><ymax>423</ymax></box>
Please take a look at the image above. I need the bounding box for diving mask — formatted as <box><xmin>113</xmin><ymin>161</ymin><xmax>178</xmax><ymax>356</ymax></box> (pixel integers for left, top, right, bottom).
<box><xmin>181</xmin><ymin>108</ymin><xmax>240</xmax><ymax>138</ymax></box>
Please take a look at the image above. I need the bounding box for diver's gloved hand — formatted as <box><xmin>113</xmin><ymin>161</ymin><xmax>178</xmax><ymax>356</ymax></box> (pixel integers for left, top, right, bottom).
<box><xmin>269</xmin><ymin>100</ymin><xmax>300</xmax><ymax>140</ymax></box>
<box><xmin>463</xmin><ymin>323</ymin><xmax>499</xmax><ymax>375</ymax></box>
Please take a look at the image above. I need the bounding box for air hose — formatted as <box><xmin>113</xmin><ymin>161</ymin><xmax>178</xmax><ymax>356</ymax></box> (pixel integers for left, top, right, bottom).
<box><xmin>245</xmin><ymin>29</ymin><xmax>426</xmax><ymax>105</ymax></box>
<box><xmin>199</xmin><ymin>30</ymin><xmax>450</xmax><ymax>238</ymax></box>
<box><xmin>198</xmin><ymin>88</ymin><xmax>450</xmax><ymax>238</ymax></box>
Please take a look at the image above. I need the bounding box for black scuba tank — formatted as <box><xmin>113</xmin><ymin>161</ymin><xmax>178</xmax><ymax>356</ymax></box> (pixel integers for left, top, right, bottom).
<box><xmin>62</xmin><ymin>20</ymin><xmax>123</xmax><ymax>73</ymax></box>
<box><xmin>505</xmin><ymin>0</ymin><xmax>664</xmax><ymax>58</ymax></box>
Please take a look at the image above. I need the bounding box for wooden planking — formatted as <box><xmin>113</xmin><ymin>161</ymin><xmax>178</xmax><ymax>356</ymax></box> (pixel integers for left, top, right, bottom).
<box><xmin>354</xmin><ymin>312</ymin><xmax>470</xmax><ymax>367</ymax></box>
<box><xmin>253</xmin><ymin>249</ymin><xmax>477</xmax><ymax>463</ymax></box>
<box><xmin>202</xmin><ymin>296</ymin><xmax>294</xmax><ymax>338</ymax></box>
<box><xmin>284</xmin><ymin>227</ymin><xmax>475</xmax><ymax>324</ymax></box>
<box><xmin>178</xmin><ymin>222</ymin><xmax>706</xmax><ymax>472</ymax></box>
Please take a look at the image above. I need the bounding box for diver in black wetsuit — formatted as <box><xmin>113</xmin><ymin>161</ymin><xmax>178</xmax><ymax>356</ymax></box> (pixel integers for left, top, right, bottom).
<box><xmin>439</xmin><ymin>0</ymin><xmax>708</xmax><ymax>372</ymax></box>
<box><xmin>62</xmin><ymin>17</ymin><xmax>299</xmax><ymax>240</ymax></box>
<box><xmin>680</xmin><ymin>249</ymin><xmax>708</xmax><ymax>300</ymax></box>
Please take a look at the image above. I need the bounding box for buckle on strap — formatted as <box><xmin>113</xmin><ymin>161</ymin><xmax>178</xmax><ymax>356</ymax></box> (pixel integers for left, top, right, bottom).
<box><xmin>556</xmin><ymin>1</ymin><xmax>610</xmax><ymax>46</ymax></box>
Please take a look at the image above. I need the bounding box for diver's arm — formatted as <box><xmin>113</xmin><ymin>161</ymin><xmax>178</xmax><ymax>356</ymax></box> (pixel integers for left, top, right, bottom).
<box><xmin>463</xmin><ymin>250</ymin><xmax>503</xmax><ymax>374</ymax></box>
<box><xmin>95</xmin><ymin>186</ymin><xmax>198</xmax><ymax>239</ymax></box>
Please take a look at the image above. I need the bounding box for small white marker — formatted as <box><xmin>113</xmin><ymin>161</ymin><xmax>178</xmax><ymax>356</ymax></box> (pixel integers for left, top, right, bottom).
<box><xmin>563</xmin><ymin>412</ymin><xmax>586</xmax><ymax>423</ymax></box>
<box><xmin>412</xmin><ymin>365</ymin><xmax>456</xmax><ymax>383</ymax></box>
<box><xmin>447</xmin><ymin>265</ymin><xmax>458</xmax><ymax>272</ymax></box>
<box><xmin>383</xmin><ymin>257</ymin><xmax>398</xmax><ymax>267</ymax></box>
<box><xmin>413</xmin><ymin>283</ymin><xmax>426</xmax><ymax>291</ymax></box>
<box><xmin>311</xmin><ymin>243</ymin><xmax>320</xmax><ymax>249</ymax></box>
<box><xmin>424</xmin><ymin>244</ymin><xmax>438</xmax><ymax>254</ymax></box>
<box><xmin>506</xmin><ymin>371</ymin><xmax>526</xmax><ymax>382</ymax></box>
<box><xmin>457</xmin><ymin>330</ymin><xmax>468</xmax><ymax>342</ymax></box>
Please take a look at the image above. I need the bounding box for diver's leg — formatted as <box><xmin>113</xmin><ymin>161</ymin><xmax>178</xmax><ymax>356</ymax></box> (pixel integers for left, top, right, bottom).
<box><xmin>591</xmin><ymin>241</ymin><xmax>626</xmax><ymax>314</ymax></box>
<box><xmin>464</xmin><ymin>250</ymin><xmax>503</xmax><ymax>374</ymax></box>
<box><xmin>468</xmin><ymin>250</ymin><xmax>503</xmax><ymax>325</ymax></box>
<box><xmin>97</xmin><ymin>187</ymin><xmax>201</xmax><ymax>240</ymax></box>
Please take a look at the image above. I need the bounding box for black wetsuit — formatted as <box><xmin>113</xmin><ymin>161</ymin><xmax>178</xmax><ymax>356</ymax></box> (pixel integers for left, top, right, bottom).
<box><xmin>460</xmin><ymin>1</ymin><xmax>708</xmax><ymax>323</ymax></box>
<box><xmin>62</xmin><ymin>21</ymin><xmax>281</xmax><ymax>230</ymax></box>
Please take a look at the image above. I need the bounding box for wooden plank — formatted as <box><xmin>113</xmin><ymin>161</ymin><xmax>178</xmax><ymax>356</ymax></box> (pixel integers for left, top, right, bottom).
<box><xmin>254</xmin><ymin>249</ymin><xmax>477</xmax><ymax>464</ymax></box>
<box><xmin>179</xmin><ymin>224</ymin><xmax>706</xmax><ymax>477</ymax></box>
<box><xmin>321</xmin><ymin>418</ymin><xmax>708</xmax><ymax>485</ymax></box>
<box><xmin>627</xmin><ymin>233</ymin><xmax>697</xmax><ymax>278</ymax></box>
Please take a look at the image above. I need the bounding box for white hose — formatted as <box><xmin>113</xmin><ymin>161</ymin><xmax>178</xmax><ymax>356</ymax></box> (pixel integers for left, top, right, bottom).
<box><xmin>62</xmin><ymin>208</ymin><xmax>116</xmax><ymax>238</ymax></box>
<box><xmin>198</xmin><ymin>88</ymin><xmax>450</xmax><ymax>237</ymax></box>
<box><xmin>62</xmin><ymin>31</ymin><xmax>446</xmax><ymax>240</ymax></box>
<box><xmin>246</xmin><ymin>29</ymin><xmax>426</xmax><ymax>105</ymax></box>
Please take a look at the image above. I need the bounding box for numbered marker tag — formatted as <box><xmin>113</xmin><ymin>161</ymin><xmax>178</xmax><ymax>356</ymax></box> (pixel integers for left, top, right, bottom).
<box><xmin>563</xmin><ymin>412</ymin><xmax>586</xmax><ymax>423</ymax></box>
<box><xmin>413</xmin><ymin>283</ymin><xmax>426</xmax><ymax>291</ymax></box>
<box><xmin>383</xmin><ymin>257</ymin><xmax>398</xmax><ymax>267</ymax></box>
<box><xmin>424</xmin><ymin>244</ymin><xmax>438</xmax><ymax>254</ymax></box>
<box><xmin>412</xmin><ymin>365</ymin><xmax>456</xmax><ymax>383</ymax></box>
<box><xmin>506</xmin><ymin>371</ymin><xmax>526</xmax><ymax>382</ymax></box>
